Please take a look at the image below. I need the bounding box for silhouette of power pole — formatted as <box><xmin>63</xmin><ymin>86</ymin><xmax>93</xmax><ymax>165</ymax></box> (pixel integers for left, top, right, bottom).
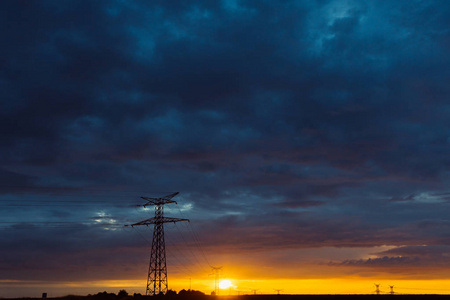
<box><xmin>126</xmin><ymin>192</ymin><xmax>189</xmax><ymax>296</ymax></box>
<box><xmin>374</xmin><ymin>284</ymin><xmax>381</xmax><ymax>295</ymax></box>
<box><xmin>251</xmin><ymin>289</ymin><xmax>259</xmax><ymax>295</ymax></box>
<box><xmin>389</xmin><ymin>285</ymin><xmax>395</xmax><ymax>295</ymax></box>
<box><xmin>274</xmin><ymin>289</ymin><xmax>283</xmax><ymax>295</ymax></box>
<box><xmin>210</xmin><ymin>266</ymin><xmax>222</xmax><ymax>295</ymax></box>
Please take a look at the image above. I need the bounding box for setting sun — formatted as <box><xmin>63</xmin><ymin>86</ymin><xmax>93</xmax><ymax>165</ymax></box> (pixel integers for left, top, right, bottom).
<box><xmin>219</xmin><ymin>280</ymin><xmax>232</xmax><ymax>289</ymax></box>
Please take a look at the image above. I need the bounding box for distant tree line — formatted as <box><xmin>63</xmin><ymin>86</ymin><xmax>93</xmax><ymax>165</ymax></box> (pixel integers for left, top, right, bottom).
<box><xmin>91</xmin><ymin>289</ymin><xmax>206</xmax><ymax>300</ymax></box>
<box><xmin>6</xmin><ymin>289</ymin><xmax>208</xmax><ymax>300</ymax></box>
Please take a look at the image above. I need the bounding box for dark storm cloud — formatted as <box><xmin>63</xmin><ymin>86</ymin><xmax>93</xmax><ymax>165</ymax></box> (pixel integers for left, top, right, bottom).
<box><xmin>0</xmin><ymin>224</ymin><xmax>146</xmax><ymax>281</ymax></box>
<box><xmin>333</xmin><ymin>245</ymin><xmax>450</xmax><ymax>270</ymax></box>
<box><xmin>1</xmin><ymin>0</ymin><xmax>450</xmax><ymax>283</ymax></box>
<box><xmin>0</xmin><ymin>169</ymin><xmax>36</xmax><ymax>193</ymax></box>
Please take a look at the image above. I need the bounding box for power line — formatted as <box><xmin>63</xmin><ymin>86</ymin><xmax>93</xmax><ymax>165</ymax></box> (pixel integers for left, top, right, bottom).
<box><xmin>164</xmin><ymin>225</ymin><xmax>204</xmax><ymax>273</ymax></box>
<box><xmin>172</xmin><ymin>223</ymin><xmax>208</xmax><ymax>272</ymax></box>
<box><xmin>0</xmin><ymin>221</ymin><xmax>124</xmax><ymax>229</ymax></box>
<box><xmin>175</xmin><ymin>203</ymin><xmax>213</xmax><ymax>268</ymax></box>
<box><xmin>163</xmin><ymin>219</ymin><xmax>211</xmax><ymax>278</ymax></box>
<box><xmin>131</xmin><ymin>226</ymin><xmax>196</xmax><ymax>277</ymax></box>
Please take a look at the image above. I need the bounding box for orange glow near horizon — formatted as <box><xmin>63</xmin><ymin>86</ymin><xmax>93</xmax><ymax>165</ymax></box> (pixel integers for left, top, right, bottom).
<box><xmin>168</xmin><ymin>277</ymin><xmax>450</xmax><ymax>295</ymax></box>
<box><xmin>6</xmin><ymin>243</ymin><xmax>450</xmax><ymax>298</ymax></box>
<box><xmin>5</xmin><ymin>277</ymin><xmax>450</xmax><ymax>297</ymax></box>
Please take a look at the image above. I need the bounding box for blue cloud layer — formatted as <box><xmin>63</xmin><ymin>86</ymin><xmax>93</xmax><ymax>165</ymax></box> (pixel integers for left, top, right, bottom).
<box><xmin>1</xmin><ymin>0</ymin><xmax>450</xmax><ymax>283</ymax></box>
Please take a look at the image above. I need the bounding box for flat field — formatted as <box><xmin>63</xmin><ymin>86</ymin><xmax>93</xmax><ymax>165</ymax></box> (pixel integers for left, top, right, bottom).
<box><xmin>5</xmin><ymin>294</ymin><xmax>450</xmax><ymax>300</ymax></box>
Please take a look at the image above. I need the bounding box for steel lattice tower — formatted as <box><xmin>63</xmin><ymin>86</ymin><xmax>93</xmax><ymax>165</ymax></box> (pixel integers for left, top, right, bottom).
<box><xmin>389</xmin><ymin>285</ymin><xmax>395</xmax><ymax>295</ymax></box>
<box><xmin>126</xmin><ymin>192</ymin><xmax>189</xmax><ymax>295</ymax></box>
<box><xmin>374</xmin><ymin>284</ymin><xmax>381</xmax><ymax>295</ymax></box>
<box><xmin>210</xmin><ymin>266</ymin><xmax>222</xmax><ymax>295</ymax></box>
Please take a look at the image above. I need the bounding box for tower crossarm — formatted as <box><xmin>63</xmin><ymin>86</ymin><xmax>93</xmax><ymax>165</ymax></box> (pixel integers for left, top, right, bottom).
<box><xmin>126</xmin><ymin>217</ymin><xmax>189</xmax><ymax>227</ymax></box>
<box><xmin>139</xmin><ymin>192</ymin><xmax>179</xmax><ymax>206</ymax></box>
<box><xmin>126</xmin><ymin>192</ymin><xmax>187</xmax><ymax>295</ymax></box>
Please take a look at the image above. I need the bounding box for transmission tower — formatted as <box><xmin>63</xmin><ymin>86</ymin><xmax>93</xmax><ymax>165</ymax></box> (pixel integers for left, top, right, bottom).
<box><xmin>389</xmin><ymin>285</ymin><xmax>395</xmax><ymax>295</ymax></box>
<box><xmin>374</xmin><ymin>284</ymin><xmax>381</xmax><ymax>295</ymax></box>
<box><xmin>126</xmin><ymin>192</ymin><xmax>189</xmax><ymax>295</ymax></box>
<box><xmin>210</xmin><ymin>266</ymin><xmax>223</xmax><ymax>295</ymax></box>
<box><xmin>274</xmin><ymin>289</ymin><xmax>283</xmax><ymax>295</ymax></box>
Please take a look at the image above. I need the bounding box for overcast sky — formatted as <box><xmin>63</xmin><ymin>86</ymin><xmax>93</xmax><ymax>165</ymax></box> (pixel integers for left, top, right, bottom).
<box><xmin>1</xmin><ymin>0</ymin><xmax>450</xmax><ymax>297</ymax></box>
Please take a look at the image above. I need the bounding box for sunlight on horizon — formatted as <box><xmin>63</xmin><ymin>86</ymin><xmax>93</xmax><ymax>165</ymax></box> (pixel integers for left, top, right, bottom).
<box><xmin>5</xmin><ymin>278</ymin><xmax>450</xmax><ymax>298</ymax></box>
<box><xmin>219</xmin><ymin>279</ymin><xmax>233</xmax><ymax>289</ymax></box>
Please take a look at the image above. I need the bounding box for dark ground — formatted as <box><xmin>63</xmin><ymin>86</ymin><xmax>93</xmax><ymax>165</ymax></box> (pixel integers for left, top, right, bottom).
<box><xmin>4</xmin><ymin>294</ymin><xmax>450</xmax><ymax>300</ymax></box>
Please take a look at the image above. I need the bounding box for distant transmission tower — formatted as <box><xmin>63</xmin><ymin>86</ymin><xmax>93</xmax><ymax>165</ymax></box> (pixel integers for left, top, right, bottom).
<box><xmin>374</xmin><ymin>284</ymin><xmax>381</xmax><ymax>295</ymax></box>
<box><xmin>274</xmin><ymin>289</ymin><xmax>283</xmax><ymax>295</ymax></box>
<box><xmin>126</xmin><ymin>192</ymin><xmax>189</xmax><ymax>295</ymax></box>
<box><xmin>389</xmin><ymin>285</ymin><xmax>395</xmax><ymax>295</ymax></box>
<box><xmin>211</xmin><ymin>266</ymin><xmax>223</xmax><ymax>295</ymax></box>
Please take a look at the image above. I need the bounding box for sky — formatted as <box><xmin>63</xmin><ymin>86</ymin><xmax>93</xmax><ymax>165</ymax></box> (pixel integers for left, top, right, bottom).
<box><xmin>1</xmin><ymin>0</ymin><xmax>450</xmax><ymax>297</ymax></box>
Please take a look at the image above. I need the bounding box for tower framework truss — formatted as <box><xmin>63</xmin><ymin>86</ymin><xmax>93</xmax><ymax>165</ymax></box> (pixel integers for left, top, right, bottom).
<box><xmin>126</xmin><ymin>192</ymin><xmax>189</xmax><ymax>295</ymax></box>
<box><xmin>210</xmin><ymin>266</ymin><xmax>222</xmax><ymax>295</ymax></box>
